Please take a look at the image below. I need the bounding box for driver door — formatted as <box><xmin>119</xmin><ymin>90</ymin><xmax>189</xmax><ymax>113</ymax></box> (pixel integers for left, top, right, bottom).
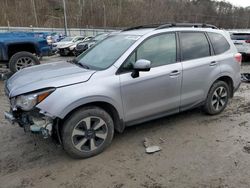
<box><xmin>119</xmin><ymin>33</ymin><xmax>182</xmax><ymax>123</ymax></box>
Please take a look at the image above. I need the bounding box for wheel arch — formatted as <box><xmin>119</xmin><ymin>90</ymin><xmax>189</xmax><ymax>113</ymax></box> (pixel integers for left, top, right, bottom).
<box><xmin>7</xmin><ymin>42</ymin><xmax>39</xmax><ymax>59</ymax></box>
<box><xmin>59</xmin><ymin>101</ymin><xmax>125</xmax><ymax>133</ymax></box>
<box><xmin>210</xmin><ymin>75</ymin><xmax>234</xmax><ymax>98</ymax></box>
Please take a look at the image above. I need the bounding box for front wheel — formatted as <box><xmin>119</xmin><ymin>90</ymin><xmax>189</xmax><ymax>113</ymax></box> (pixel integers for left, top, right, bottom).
<box><xmin>203</xmin><ymin>81</ymin><xmax>230</xmax><ymax>115</ymax></box>
<box><xmin>62</xmin><ymin>106</ymin><xmax>114</xmax><ymax>159</ymax></box>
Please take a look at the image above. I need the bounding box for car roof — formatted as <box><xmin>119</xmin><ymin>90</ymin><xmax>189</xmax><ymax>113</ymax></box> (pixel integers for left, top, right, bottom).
<box><xmin>117</xmin><ymin>27</ymin><xmax>223</xmax><ymax>37</ymax></box>
<box><xmin>120</xmin><ymin>28</ymin><xmax>155</xmax><ymax>36</ymax></box>
<box><xmin>116</xmin><ymin>23</ymin><xmax>221</xmax><ymax>36</ymax></box>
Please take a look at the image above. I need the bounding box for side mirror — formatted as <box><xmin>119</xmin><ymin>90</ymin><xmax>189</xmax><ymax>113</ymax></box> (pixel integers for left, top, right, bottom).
<box><xmin>131</xmin><ymin>59</ymin><xmax>151</xmax><ymax>78</ymax></box>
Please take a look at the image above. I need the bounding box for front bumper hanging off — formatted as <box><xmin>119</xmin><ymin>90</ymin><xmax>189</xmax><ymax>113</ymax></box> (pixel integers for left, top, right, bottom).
<box><xmin>4</xmin><ymin>111</ymin><xmax>16</xmax><ymax>124</ymax></box>
<box><xmin>4</xmin><ymin>110</ymin><xmax>53</xmax><ymax>139</ymax></box>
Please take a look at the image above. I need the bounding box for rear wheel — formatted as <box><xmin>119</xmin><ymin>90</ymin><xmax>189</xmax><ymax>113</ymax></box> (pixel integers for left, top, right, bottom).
<box><xmin>62</xmin><ymin>106</ymin><xmax>114</xmax><ymax>158</ymax></box>
<box><xmin>203</xmin><ymin>81</ymin><xmax>230</xmax><ymax>115</ymax></box>
<box><xmin>9</xmin><ymin>51</ymin><xmax>40</xmax><ymax>73</ymax></box>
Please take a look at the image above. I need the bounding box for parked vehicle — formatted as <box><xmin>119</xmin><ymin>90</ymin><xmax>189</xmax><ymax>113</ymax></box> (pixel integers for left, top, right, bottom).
<box><xmin>74</xmin><ymin>33</ymin><xmax>110</xmax><ymax>56</ymax></box>
<box><xmin>52</xmin><ymin>36</ymin><xmax>86</xmax><ymax>56</ymax></box>
<box><xmin>59</xmin><ymin>36</ymin><xmax>93</xmax><ymax>57</ymax></box>
<box><xmin>4</xmin><ymin>23</ymin><xmax>241</xmax><ymax>158</ymax></box>
<box><xmin>0</xmin><ymin>32</ymin><xmax>51</xmax><ymax>73</ymax></box>
<box><xmin>231</xmin><ymin>32</ymin><xmax>250</xmax><ymax>61</ymax></box>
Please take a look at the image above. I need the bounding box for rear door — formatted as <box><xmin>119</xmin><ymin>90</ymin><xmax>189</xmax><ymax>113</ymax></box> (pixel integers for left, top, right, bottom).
<box><xmin>179</xmin><ymin>32</ymin><xmax>221</xmax><ymax>111</ymax></box>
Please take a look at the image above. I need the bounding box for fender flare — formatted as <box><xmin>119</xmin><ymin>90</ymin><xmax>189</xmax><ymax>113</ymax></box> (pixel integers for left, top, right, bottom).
<box><xmin>58</xmin><ymin>96</ymin><xmax>124</xmax><ymax>120</ymax></box>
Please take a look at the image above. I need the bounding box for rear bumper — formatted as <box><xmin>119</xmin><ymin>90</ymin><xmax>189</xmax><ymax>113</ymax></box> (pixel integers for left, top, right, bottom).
<box><xmin>234</xmin><ymin>81</ymin><xmax>241</xmax><ymax>93</ymax></box>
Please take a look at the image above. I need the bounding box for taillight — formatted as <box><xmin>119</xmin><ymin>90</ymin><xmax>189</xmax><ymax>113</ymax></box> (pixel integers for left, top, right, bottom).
<box><xmin>246</xmin><ymin>40</ymin><xmax>250</xmax><ymax>43</ymax></box>
<box><xmin>234</xmin><ymin>53</ymin><xmax>242</xmax><ymax>64</ymax></box>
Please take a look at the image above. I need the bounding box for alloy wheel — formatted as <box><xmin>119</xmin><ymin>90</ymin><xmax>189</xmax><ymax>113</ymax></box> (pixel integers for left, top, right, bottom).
<box><xmin>71</xmin><ymin>116</ymin><xmax>108</xmax><ymax>152</ymax></box>
<box><xmin>15</xmin><ymin>57</ymin><xmax>35</xmax><ymax>70</ymax></box>
<box><xmin>211</xmin><ymin>86</ymin><xmax>228</xmax><ymax>111</ymax></box>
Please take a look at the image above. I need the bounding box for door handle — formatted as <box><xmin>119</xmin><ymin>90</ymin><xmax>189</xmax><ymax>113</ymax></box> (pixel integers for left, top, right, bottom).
<box><xmin>169</xmin><ymin>70</ymin><xmax>180</xmax><ymax>77</ymax></box>
<box><xmin>210</xmin><ymin>61</ymin><xmax>217</xmax><ymax>67</ymax></box>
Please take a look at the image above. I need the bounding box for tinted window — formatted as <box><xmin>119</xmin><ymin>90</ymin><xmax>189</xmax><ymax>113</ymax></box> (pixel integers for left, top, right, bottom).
<box><xmin>122</xmin><ymin>33</ymin><xmax>176</xmax><ymax>70</ymax></box>
<box><xmin>180</xmin><ymin>32</ymin><xmax>210</xmax><ymax>61</ymax></box>
<box><xmin>77</xmin><ymin>35</ymin><xmax>138</xmax><ymax>70</ymax></box>
<box><xmin>208</xmin><ymin>32</ymin><xmax>230</xmax><ymax>55</ymax></box>
<box><xmin>231</xmin><ymin>33</ymin><xmax>250</xmax><ymax>40</ymax></box>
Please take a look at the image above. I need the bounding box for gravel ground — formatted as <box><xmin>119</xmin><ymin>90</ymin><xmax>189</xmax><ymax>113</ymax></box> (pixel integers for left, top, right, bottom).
<box><xmin>1</xmin><ymin>58</ymin><xmax>250</xmax><ymax>188</ymax></box>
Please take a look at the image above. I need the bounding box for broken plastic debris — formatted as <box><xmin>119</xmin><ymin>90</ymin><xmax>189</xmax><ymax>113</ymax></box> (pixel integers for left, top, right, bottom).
<box><xmin>143</xmin><ymin>137</ymin><xmax>162</xmax><ymax>154</ymax></box>
<box><xmin>145</xmin><ymin>146</ymin><xmax>161</xmax><ymax>154</ymax></box>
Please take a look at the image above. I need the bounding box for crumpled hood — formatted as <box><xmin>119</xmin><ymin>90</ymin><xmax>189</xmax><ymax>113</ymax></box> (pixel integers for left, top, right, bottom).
<box><xmin>7</xmin><ymin>61</ymin><xmax>96</xmax><ymax>97</ymax></box>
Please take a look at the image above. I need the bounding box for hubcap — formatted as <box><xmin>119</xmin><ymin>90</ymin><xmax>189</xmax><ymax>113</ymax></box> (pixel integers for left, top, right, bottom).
<box><xmin>211</xmin><ymin>86</ymin><xmax>228</xmax><ymax>111</ymax></box>
<box><xmin>16</xmin><ymin>57</ymin><xmax>35</xmax><ymax>70</ymax></box>
<box><xmin>71</xmin><ymin>116</ymin><xmax>108</xmax><ymax>152</ymax></box>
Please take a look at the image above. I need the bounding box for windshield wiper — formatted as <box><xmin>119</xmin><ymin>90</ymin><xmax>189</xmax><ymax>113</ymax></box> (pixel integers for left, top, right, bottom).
<box><xmin>67</xmin><ymin>59</ymin><xmax>90</xmax><ymax>69</ymax></box>
<box><xmin>79</xmin><ymin>63</ymin><xmax>90</xmax><ymax>69</ymax></box>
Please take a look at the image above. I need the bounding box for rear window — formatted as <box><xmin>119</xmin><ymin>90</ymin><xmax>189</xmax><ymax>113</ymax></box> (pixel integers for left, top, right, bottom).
<box><xmin>180</xmin><ymin>32</ymin><xmax>210</xmax><ymax>61</ymax></box>
<box><xmin>208</xmin><ymin>32</ymin><xmax>230</xmax><ymax>55</ymax></box>
<box><xmin>231</xmin><ymin>33</ymin><xmax>250</xmax><ymax>40</ymax></box>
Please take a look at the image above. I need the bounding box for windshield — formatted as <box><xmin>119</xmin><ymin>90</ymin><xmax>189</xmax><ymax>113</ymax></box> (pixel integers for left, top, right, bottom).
<box><xmin>77</xmin><ymin>35</ymin><xmax>139</xmax><ymax>70</ymax></box>
<box><xmin>60</xmin><ymin>37</ymin><xmax>73</xmax><ymax>42</ymax></box>
<box><xmin>93</xmin><ymin>34</ymin><xmax>108</xmax><ymax>41</ymax></box>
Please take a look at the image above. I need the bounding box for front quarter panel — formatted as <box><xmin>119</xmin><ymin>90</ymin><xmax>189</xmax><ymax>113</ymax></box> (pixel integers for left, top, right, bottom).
<box><xmin>36</xmin><ymin>69</ymin><xmax>123</xmax><ymax>120</ymax></box>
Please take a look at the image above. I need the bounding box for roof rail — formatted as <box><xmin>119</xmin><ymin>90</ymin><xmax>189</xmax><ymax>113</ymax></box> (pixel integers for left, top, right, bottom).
<box><xmin>122</xmin><ymin>23</ymin><xmax>218</xmax><ymax>31</ymax></box>
<box><xmin>122</xmin><ymin>24</ymin><xmax>162</xmax><ymax>31</ymax></box>
<box><xmin>156</xmin><ymin>23</ymin><xmax>218</xmax><ymax>30</ymax></box>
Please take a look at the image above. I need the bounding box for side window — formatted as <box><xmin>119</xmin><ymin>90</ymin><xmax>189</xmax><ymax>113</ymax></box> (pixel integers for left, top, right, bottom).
<box><xmin>208</xmin><ymin>32</ymin><xmax>230</xmax><ymax>55</ymax></box>
<box><xmin>122</xmin><ymin>33</ymin><xmax>177</xmax><ymax>70</ymax></box>
<box><xmin>180</xmin><ymin>32</ymin><xmax>210</xmax><ymax>61</ymax></box>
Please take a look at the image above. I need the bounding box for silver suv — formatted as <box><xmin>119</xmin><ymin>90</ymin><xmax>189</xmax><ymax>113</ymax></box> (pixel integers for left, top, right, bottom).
<box><xmin>4</xmin><ymin>23</ymin><xmax>241</xmax><ymax>158</ymax></box>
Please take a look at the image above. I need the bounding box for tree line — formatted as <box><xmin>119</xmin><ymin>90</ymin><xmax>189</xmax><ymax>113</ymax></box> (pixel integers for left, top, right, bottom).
<box><xmin>1</xmin><ymin>0</ymin><xmax>250</xmax><ymax>29</ymax></box>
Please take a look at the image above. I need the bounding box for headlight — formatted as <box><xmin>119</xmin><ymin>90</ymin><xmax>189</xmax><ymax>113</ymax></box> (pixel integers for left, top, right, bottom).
<box><xmin>15</xmin><ymin>90</ymin><xmax>54</xmax><ymax>111</ymax></box>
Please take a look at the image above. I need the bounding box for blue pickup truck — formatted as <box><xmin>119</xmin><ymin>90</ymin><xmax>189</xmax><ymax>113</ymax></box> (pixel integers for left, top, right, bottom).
<box><xmin>0</xmin><ymin>32</ymin><xmax>51</xmax><ymax>73</ymax></box>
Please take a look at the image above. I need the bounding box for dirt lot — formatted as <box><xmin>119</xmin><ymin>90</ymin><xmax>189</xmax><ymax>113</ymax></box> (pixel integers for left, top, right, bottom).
<box><xmin>1</xmin><ymin>59</ymin><xmax>250</xmax><ymax>188</ymax></box>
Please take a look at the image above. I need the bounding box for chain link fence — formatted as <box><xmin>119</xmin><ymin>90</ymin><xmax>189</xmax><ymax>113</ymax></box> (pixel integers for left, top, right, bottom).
<box><xmin>1</xmin><ymin>26</ymin><xmax>250</xmax><ymax>35</ymax></box>
<box><xmin>0</xmin><ymin>27</ymin><xmax>119</xmax><ymax>36</ymax></box>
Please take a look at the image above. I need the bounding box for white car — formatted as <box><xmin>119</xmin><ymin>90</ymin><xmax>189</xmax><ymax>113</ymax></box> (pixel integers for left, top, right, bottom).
<box><xmin>52</xmin><ymin>36</ymin><xmax>86</xmax><ymax>55</ymax></box>
<box><xmin>231</xmin><ymin>32</ymin><xmax>250</xmax><ymax>60</ymax></box>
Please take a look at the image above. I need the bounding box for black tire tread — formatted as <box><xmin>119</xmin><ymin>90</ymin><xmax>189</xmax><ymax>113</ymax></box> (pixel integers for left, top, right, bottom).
<box><xmin>9</xmin><ymin>51</ymin><xmax>40</xmax><ymax>73</ymax></box>
<box><xmin>203</xmin><ymin>81</ymin><xmax>230</xmax><ymax>115</ymax></box>
<box><xmin>62</xmin><ymin>106</ymin><xmax>114</xmax><ymax>159</ymax></box>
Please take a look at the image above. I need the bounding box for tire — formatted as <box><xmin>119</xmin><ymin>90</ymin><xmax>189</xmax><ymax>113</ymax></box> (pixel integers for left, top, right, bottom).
<box><xmin>62</xmin><ymin>106</ymin><xmax>114</xmax><ymax>159</ymax></box>
<box><xmin>242</xmin><ymin>53</ymin><xmax>246</xmax><ymax>62</ymax></box>
<box><xmin>203</xmin><ymin>81</ymin><xmax>230</xmax><ymax>115</ymax></box>
<box><xmin>9</xmin><ymin>51</ymin><xmax>40</xmax><ymax>73</ymax></box>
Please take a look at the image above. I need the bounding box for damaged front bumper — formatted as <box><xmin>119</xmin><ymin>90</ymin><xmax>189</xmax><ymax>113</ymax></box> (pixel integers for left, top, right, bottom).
<box><xmin>4</xmin><ymin>111</ymin><xmax>16</xmax><ymax>124</ymax></box>
<box><xmin>4</xmin><ymin>109</ymin><xmax>54</xmax><ymax>139</ymax></box>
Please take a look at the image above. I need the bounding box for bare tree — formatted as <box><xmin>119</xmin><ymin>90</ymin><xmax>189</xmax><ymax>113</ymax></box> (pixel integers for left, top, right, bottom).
<box><xmin>0</xmin><ymin>0</ymin><xmax>250</xmax><ymax>29</ymax></box>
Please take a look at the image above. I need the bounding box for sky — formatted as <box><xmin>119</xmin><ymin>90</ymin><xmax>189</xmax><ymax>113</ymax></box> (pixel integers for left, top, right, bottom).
<box><xmin>217</xmin><ymin>0</ymin><xmax>250</xmax><ymax>7</ymax></box>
